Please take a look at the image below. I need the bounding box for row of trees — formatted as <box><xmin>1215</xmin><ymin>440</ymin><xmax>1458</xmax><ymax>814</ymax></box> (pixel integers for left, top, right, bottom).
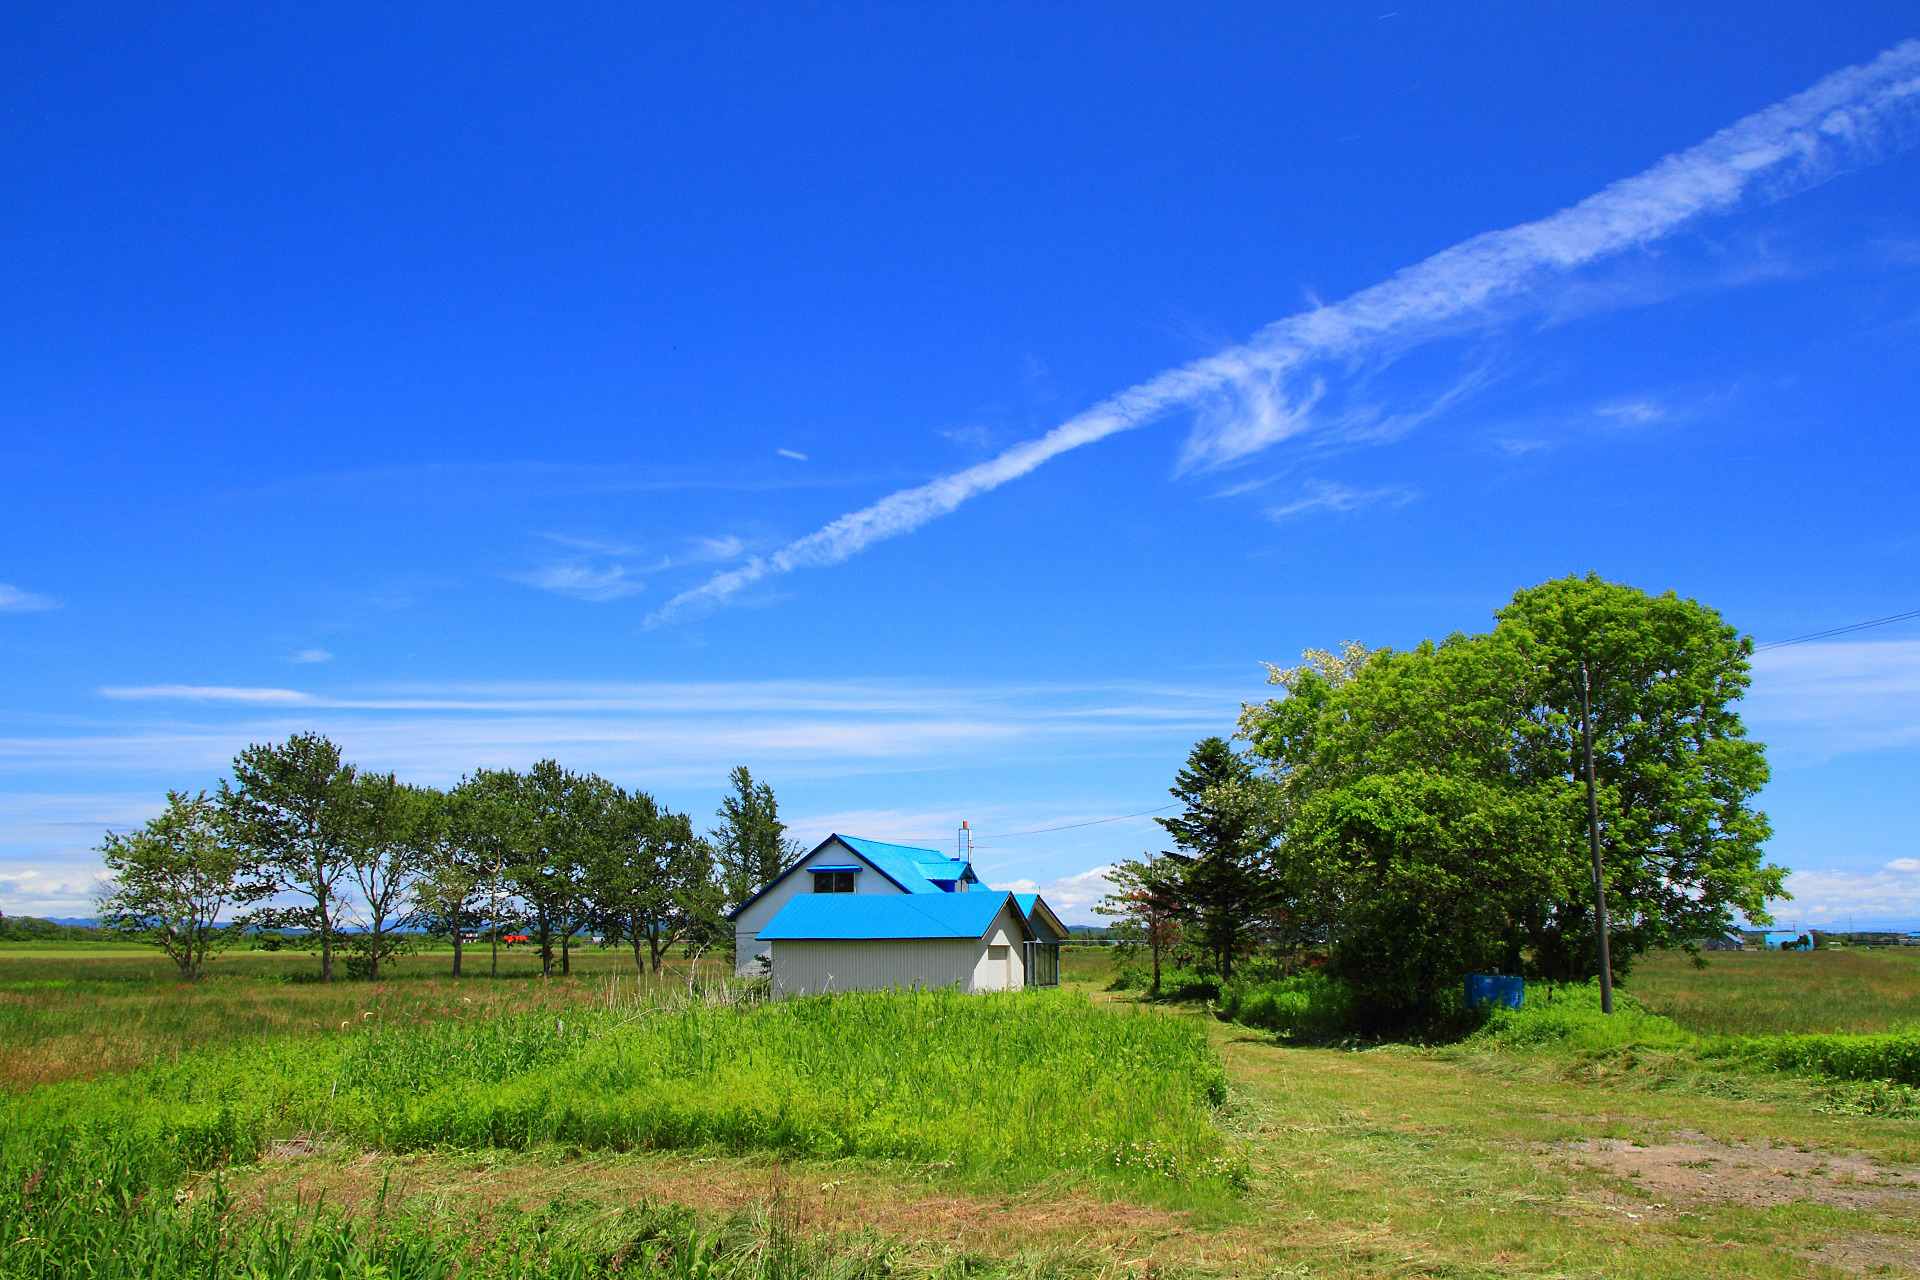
<box><xmin>1100</xmin><ymin>574</ymin><xmax>1787</xmax><ymax>1028</ymax></box>
<box><xmin>95</xmin><ymin>735</ymin><xmax>802</xmax><ymax>981</ymax></box>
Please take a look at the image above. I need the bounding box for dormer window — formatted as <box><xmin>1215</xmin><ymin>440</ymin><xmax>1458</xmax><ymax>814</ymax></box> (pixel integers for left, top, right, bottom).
<box><xmin>813</xmin><ymin>869</ymin><xmax>856</xmax><ymax>893</ymax></box>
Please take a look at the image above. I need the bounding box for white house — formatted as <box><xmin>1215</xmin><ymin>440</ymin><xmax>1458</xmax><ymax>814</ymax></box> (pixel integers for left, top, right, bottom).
<box><xmin>728</xmin><ymin>833</ymin><xmax>1065</xmax><ymax>992</ymax></box>
<box><xmin>756</xmin><ymin>890</ymin><xmax>1035</xmax><ymax>995</ymax></box>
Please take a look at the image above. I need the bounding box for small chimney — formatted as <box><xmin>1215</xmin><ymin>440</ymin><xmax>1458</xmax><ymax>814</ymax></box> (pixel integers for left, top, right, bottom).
<box><xmin>957</xmin><ymin>820</ymin><xmax>972</xmax><ymax>863</ymax></box>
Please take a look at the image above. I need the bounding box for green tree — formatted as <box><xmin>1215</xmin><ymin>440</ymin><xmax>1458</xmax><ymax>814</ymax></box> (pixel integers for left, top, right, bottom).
<box><xmin>446</xmin><ymin>770</ymin><xmax>531</xmax><ymax>978</ymax></box>
<box><xmin>341</xmin><ymin>774</ymin><xmax>434</xmax><ymax>980</ymax></box>
<box><xmin>1493</xmin><ymin>574</ymin><xmax>1783</xmax><ymax>978</ymax></box>
<box><xmin>590</xmin><ymin>793</ymin><xmax>721</xmax><ymax>975</ymax></box>
<box><xmin>219</xmin><ymin>733</ymin><xmax>358</xmax><ymax>983</ymax></box>
<box><xmin>712</xmin><ymin>766</ymin><xmax>803</xmax><ymax>912</ymax></box>
<box><xmin>503</xmin><ymin>760</ymin><xmax>607</xmax><ymax>978</ymax></box>
<box><xmin>1095</xmin><ymin>852</ymin><xmax>1183</xmax><ymax>995</ymax></box>
<box><xmin>1283</xmin><ymin>772</ymin><xmax>1575</xmax><ymax>1027</ymax></box>
<box><xmin>94</xmin><ymin>791</ymin><xmax>251</xmax><ymax>980</ymax></box>
<box><xmin>1156</xmin><ymin>737</ymin><xmax>1278</xmax><ymax>981</ymax></box>
<box><xmin>1243</xmin><ymin>575</ymin><xmax>1786</xmax><ymax>1021</ymax></box>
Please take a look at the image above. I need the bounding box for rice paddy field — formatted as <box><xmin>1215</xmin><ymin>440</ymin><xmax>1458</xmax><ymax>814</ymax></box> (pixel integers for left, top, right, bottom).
<box><xmin>16</xmin><ymin>941</ymin><xmax>1920</xmax><ymax>1277</ymax></box>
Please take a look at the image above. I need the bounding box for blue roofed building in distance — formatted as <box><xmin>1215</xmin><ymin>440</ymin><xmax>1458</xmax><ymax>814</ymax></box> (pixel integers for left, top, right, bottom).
<box><xmin>729</xmin><ymin>824</ymin><xmax>1063</xmax><ymax>991</ymax></box>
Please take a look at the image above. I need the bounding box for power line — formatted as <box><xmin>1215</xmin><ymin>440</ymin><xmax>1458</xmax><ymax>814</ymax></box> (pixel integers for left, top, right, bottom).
<box><xmin>1756</xmin><ymin>608</ymin><xmax>1920</xmax><ymax>651</ymax></box>
<box><xmin>981</xmin><ymin>804</ymin><xmax>1178</xmax><ymax>839</ymax></box>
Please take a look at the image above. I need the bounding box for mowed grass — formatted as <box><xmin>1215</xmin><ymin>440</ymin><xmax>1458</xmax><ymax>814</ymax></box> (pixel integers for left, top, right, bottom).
<box><xmin>1624</xmin><ymin>946</ymin><xmax>1920</xmax><ymax>1036</ymax></box>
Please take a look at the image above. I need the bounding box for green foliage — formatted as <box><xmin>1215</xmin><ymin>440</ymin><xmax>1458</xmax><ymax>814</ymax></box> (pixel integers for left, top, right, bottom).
<box><xmin>1152</xmin><ymin>738</ymin><xmax>1278</xmax><ymax>980</ymax></box>
<box><xmin>1469</xmin><ymin>980</ymin><xmax>1693</xmax><ymax>1052</ymax></box>
<box><xmin>4</xmin><ymin>989</ymin><xmax>1241</xmax><ymax>1198</ymax></box>
<box><xmin>94</xmin><ymin>790</ymin><xmax>252</xmax><ymax>979</ymax></box>
<box><xmin>0</xmin><ymin>914</ymin><xmax>106</xmax><ymax>942</ymax></box>
<box><xmin>221</xmin><ymin>733</ymin><xmax>360</xmax><ymax>983</ymax></box>
<box><xmin>712</xmin><ymin>767</ymin><xmax>803</xmax><ymax>913</ymax></box>
<box><xmin>1215</xmin><ymin>970</ymin><xmax>1352</xmax><ymax>1040</ymax></box>
<box><xmin>1240</xmin><ymin>574</ymin><xmax>1785</xmax><ymax>1025</ymax></box>
<box><xmin>0</xmin><ymin>1125</ymin><xmax>893</xmax><ymax>1279</ymax></box>
<box><xmin>1732</xmin><ymin>1031</ymin><xmax>1920</xmax><ymax>1087</ymax></box>
<box><xmin>1285</xmin><ymin>771</ymin><xmax>1572</xmax><ymax>1030</ymax></box>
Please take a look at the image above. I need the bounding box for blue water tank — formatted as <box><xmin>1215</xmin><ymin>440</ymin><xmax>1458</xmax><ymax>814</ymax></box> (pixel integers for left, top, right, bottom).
<box><xmin>1465</xmin><ymin>973</ymin><xmax>1524</xmax><ymax>1010</ymax></box>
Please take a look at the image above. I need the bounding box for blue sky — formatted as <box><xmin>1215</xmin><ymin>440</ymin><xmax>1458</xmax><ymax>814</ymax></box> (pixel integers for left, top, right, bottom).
<box><xmin>4</xmin><ymin>4</ymin><xmax>1920</xmax><ymax>927</ymax></box>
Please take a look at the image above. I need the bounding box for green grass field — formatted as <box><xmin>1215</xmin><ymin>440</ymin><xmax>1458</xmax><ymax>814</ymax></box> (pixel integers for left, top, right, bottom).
<box><xmin>1625</xmin><ymin>945</ymin><xmax>1920</xmax><ymax>1036</ymax></box>
<box><xmin>17</xmin><ymin>940</ymin><xmax>1920</xmax><ymax>1277</ymax></box>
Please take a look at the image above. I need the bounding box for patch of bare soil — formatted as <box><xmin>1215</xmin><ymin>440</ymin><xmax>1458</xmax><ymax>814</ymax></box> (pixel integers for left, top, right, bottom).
<box><xmin>1543</xmin><ymin>1129</ymin><xmax>1920</xmax><ymax>1213</ymax></box>
<box><xmin>1799</xmin><ymin>1232</ymin><xmax>1920</xmax><ymax>1278</ymax></box>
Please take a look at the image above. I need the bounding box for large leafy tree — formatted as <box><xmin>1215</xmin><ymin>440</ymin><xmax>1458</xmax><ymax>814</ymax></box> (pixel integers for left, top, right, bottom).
<box><xmin>712</xmin><ymin>766</ymin><xmax>802</xmax><ymax>912</ymax></box>
<box><xmin>341</xmin><ymin>775</ymin><xmax>435</xmax><ymax>980</ymax></box>
<box><xmin>219</xmin><ymin>733</ymin><xmax>358</xmax><ymax>983</ymax></box>
<box><xmin>1282</xmin><ymin>773</ymin><xmax>1575</xmax><ymax>1027</ymax></box>
<box><xmin>1244</xmin><ymin>575</ymin><xmax>1786</xmax><ymax>1017</ymax></box>
<box><xmin>1155</xmin><ymin>737</ymin><xmax>1277</xmax><ymax>981</ymax></box>
<box><xmin>94</xmin><ymin>791</ymin><xmax>254</xmax><ymax>980</ymax></box>
<box><xmin>1493</xmin><ymin>574</ymin><xmax>1782</xmax><ymax>977</ymax></box>
<box><xmin>445</xmin><ymin>770</ymin><xmax>531</xmax><ymax>977</ymax></box>
<box><xmin>590</xmin><ymin>794</ymin><xmax>720</xmax><ymax>975</ymax></box>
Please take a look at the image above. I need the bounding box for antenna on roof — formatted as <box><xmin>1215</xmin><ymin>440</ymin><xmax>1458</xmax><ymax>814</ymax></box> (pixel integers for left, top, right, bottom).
<box><xmin>958</xmin><ymin>820</ymin><xmax>971</xmax><ymax>863</ymax></box>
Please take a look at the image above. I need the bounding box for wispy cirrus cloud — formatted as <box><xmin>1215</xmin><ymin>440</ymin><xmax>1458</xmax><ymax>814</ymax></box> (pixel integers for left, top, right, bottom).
<box><xmin>97</xmin><ymin>685</ymin><xmax>314</xmax><ymax>704</ymax></box>
<box><xmin>9</xmin><ymin>677</ymin><xmax>1250</xmax><ymax>786</ymax></box>
<box><xmin>511</xmin><ymin>563</ymin><xmax>648</xmax><ymax>601</ymax></box>
<box><xmin>650</xmin><ymin>41</ymin><xmax>1920</xmax><ymax>626</ymax></box>
<box><xmin>1743</xmin><ymin>638</ymin><xmax>1920</xmax><ymax>764</ymax></box>
<box><xmin>515</xmin><ymin>534</ymin><xmax>749</xmax><ymax>604</ymax></box>
<box><xmin>1266</xmin><ymin>481</ymin><xmax>1413</xmax><ymax>521</ymax></box>
<box><xmin>0</xmin><ymin>584</ymin><xmax>61</xmax><ymax>613</ymax></box>
<box><xmin>291</xmin><ymin>649</ymin><xmax>333</xmax><ymax>664</ymax></box>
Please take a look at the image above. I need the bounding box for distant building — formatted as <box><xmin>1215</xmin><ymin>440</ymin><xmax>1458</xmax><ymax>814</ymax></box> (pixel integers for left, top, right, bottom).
<box><xmin>1699</xmin><ymin>935</ymin><xmax>1744</xmax><ymax>951</ymax></box>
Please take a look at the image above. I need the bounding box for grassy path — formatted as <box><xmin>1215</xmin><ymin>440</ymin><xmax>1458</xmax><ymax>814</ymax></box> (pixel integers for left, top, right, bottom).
<box><xmin>1215</xmin><ymin>1020</ymin><xmax>1920</xmax><ymax>1277</ymax></box>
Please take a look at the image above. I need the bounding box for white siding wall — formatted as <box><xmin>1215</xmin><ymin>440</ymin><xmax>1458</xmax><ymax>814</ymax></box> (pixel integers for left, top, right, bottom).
<box><xmin>970</xmin><ymin>905</ymin><xmax>1028</xmax><ymax>991</ymax></box>
<box><xmin>731</xmin><ymin>838</ymin><xmax>907</xmax><ymax>975</ymax></box>
<box><xmin>770</xmin><ymin>938</ymin><xmax>978</xmax><ymax>995</ymax></box>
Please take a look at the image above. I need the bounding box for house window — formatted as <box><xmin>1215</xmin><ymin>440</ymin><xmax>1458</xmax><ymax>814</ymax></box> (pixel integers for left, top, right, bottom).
<box><xmin>813</xmin><ymin>870</ymin><xmax>855</xmax><ymax>893</ymax></box>
<box><xmin>1024</xmin><ymin>941</ymin><xmax>1060</xmax><ymax>988</ymax></box>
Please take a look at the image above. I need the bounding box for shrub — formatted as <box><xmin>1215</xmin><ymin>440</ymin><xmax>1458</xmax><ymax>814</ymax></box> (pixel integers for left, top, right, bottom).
<box><xmin>1216</xmin><ymin>971</ymin><xmax>1352</xmax><ymax>1040</ymax></box>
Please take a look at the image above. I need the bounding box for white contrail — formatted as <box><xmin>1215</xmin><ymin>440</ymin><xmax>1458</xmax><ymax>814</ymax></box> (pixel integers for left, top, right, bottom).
<box><xmin>650</xmin><ymin>41</ymin><xmax>1920</xmax><ymax>626</ymax></box>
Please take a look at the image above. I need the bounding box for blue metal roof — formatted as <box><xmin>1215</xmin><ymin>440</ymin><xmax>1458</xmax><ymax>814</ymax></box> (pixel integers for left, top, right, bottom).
<box><xmin>756</xmin><ymin>891</ymin><xmax>1031</xmax><ymax>941</ymax></box>
<box><xmin>725</xmin><ymin>833</ymin><xmax>980</xmax><ymax>922</ymax></box>
<box><xmin>1012</xmin><ymin>893</ymin><xmax>1068</xmax><ymax>941</ymax></box>
<box><xmin>833</xmin><ymin>835</ymin><xmax>976</xmax><ymax>893</ymax></box>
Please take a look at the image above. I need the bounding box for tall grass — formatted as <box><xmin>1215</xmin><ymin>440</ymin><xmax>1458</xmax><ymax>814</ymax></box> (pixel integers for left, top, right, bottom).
<box><xmin>0</xmin><ymin>986</ymin><xmax>1241</xmax><ymax>1277</ymax></box>
<box><xmin>14</xmin><ymin>988</ymin><xmax>1237</xmax><ymax>1190</ymax></box>
<box><xmin>0</xmin><ymin>948</ymin><xmax>733</xmax><ymax>1090</ymax></box>
<box><xmin>1624</xmin><ymin>947</ymin><xmax>1920</xmax><ymax>1036</ymax></box>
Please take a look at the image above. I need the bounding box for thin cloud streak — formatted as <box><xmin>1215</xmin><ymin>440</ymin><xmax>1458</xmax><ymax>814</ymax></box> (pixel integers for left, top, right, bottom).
<box><xmin>0</xmin><ymin>584</ymin><xmax>61</xmax><ymax>613</ymax></box>
<box><xmin>1267</xmin><ymin>481</ymin><xmax>1412</xmax><ymax>521</ymax></box>
<box><xmin>98</xmin><ymin>685</ymin><xmax>314</xmax><ymax>704</ymax></box>
<box><xmin>650</xmin><ymin>41</ymin><xmax>1920</xmax><ymax>626</ymax></box>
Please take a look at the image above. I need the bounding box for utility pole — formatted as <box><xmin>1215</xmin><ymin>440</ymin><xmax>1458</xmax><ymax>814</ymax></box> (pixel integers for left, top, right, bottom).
<box><xmin>1580</xmin><ymin>660</ymin><xmax>1614</xmax><ymax>1014</ymax></box>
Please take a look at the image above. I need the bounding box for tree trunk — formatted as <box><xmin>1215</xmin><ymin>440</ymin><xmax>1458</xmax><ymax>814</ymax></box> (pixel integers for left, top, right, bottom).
<box><xmin>538</xmin><ymin>912</ymin><xmax>552</xmax><ymax>978</ymax></box>
<box><xmin>452</xmin><ymin>929</ymin><xmax>463</xmax><ymax>979</ymax></box>
<box><xmin>317</xmin><ymin>880</ymin><xmax>333</xmax><ymax>984</ymax></box>
<box><xmin>561</xmin><ymin>928</ymin><xmax>571</xmax><ymax>976</ymax></box>
<box><xmin>631</xmin><ymin>934</ymin><xmax>646</xmax><ymax>978</ymax></box>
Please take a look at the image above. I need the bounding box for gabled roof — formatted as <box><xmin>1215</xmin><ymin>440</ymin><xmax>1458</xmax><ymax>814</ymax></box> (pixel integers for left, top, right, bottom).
<box><xmin>1012</xmin><ymin>893</ymin><xmax>1070</xmax><ymax>941</ymax></box>
<box><xmin>756</xmin><ymin>891</ymin><xmax>1033</xmax><ymax>942</ymax></box>
<box><xmin>726</xmin><ymin>834</ymin><xmax>978</xmax><ymax>921</ymax></box>
<box><xmin>834</xmin><ymin>835</ymin><xmax>976</xmax><ymax>894</ymax></box>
